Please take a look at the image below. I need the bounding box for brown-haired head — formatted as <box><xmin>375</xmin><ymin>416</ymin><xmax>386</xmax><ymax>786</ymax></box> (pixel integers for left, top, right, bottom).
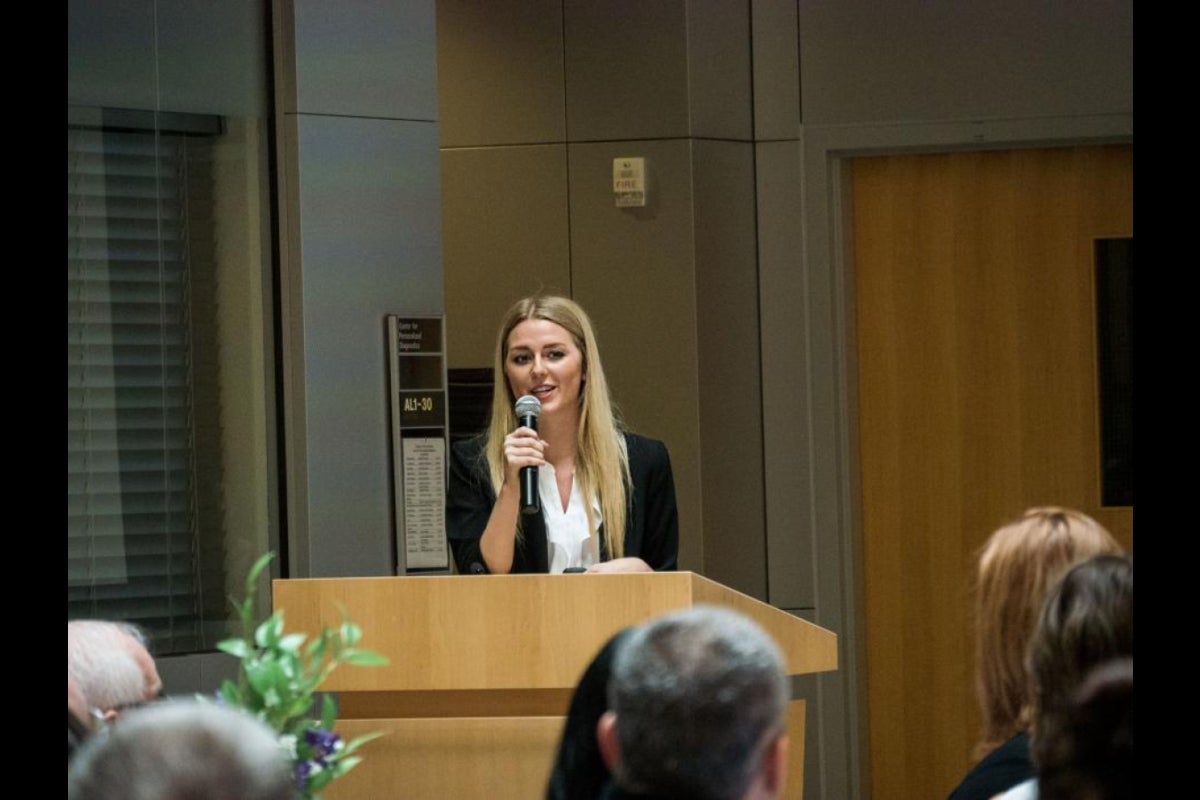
<box><xmin>1034</xmin><ymin>655</ymin><xmax>1133</xmax><ymax>800</ymax></box>
<box><xmin>1027</xmin><ymin>554</ymin><xmax>1133</xmax><ymax>746</ymax></box>
<box><xmin>973</xmin><ymin>507</ymin><xmax>1122</xmax><ymax>754</ymax></box>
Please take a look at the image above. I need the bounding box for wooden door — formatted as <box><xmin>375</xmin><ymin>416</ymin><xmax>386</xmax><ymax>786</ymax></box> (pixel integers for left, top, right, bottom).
<box><xmin>851</xmin><ymin>144</ymin><xmax>1133</xmax><ymax>800</ymax></box>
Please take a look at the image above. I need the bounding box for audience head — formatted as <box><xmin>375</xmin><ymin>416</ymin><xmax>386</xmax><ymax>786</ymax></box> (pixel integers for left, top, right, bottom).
<box><xmin>68</xmin><ymin>672</ymin><xmax>91</xmax><ymax>728</ymax></box>
<box><xmin>1034</xmin><ymin>657</ymin><xmax>1133</xmax><ymax>800</ymax></box>
<box><xmin>973</xmin><ymin>507</ymin><xmax>1121</xmax><ymax>750</ymax></box>
<box><xmin>598</xmin><ymin>605</ymin><xmax>790</xmax><ymax>800</ymax></box>
<box><xmin>546</xmin><ymin>627</ymin><xmax>633</xmax><ymax>800</ymax></box>
<box><xmin>68</xmin><ymin>673</ymin><xmax>96</xmax><ymax>762</ymax></box>
<box><xmin>1026</xmin><ymin>553</ymin><xmax>1133</xmax><ymax>787</ymax></box>
<box><xmin>67</xmin><ymin>698</ymin><xmax>294</xmax><ymax>800</ymax></box>
<box><xmin>68</xmin><ymin>620</ymin><xmax>163</xmax><ymax>720</ymax></box>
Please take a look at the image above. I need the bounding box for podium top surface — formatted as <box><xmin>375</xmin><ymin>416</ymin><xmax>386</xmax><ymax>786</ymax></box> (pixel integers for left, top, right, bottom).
<box><xmin>273</xmin><ymin>571</ymin><xmax>837</xmax><ymax>692</ymax></box>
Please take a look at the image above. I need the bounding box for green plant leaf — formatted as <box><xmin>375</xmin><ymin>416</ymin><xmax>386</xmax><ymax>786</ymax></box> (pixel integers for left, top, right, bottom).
<box><xmin>246</xmin><ymin>656</ymin><xmax>287</xmax><ymax>696</ymax></box>
<box><xmin>334</xmin><ymin>754</ymin><xmax>364</xmax><ymax>775</ymax></box>
<box><xmin>245</xmin><ymin>551</ymin><xmax>275</xmax><ymax>594</ymax></box>
<box><xmin>339</xmin><ymin>648</ymin><xmax>390</xmax><ymax>667</ymax></box>
<box><xmin>256</xmin><ymin>610</ymin><xmax>285</xmax><ymax>647</ymax></box>
<box><xmin>232</xmin><ymin>552</ymin><xmax>276</xmax><ymax>632</ymax></box>
<box><xmin>306</xmin><ymin>768</ymin><xmax>335</xmax><ymax>794</ymax></box>
<box><xmin>218</xmin><ymin>680</ymin><xmax>242</xmax><ymax>707</ymax></box>
<box><xmin>340</xmin><ymin>621</ymin><xmax>362</xmax><ymax>647</ymax></box>
<box><xmin>217</xmin><ymin>638</ymin><xmax>252</xmax><ymax>659</ymax></box>
<box><xmin>304</xmin><ymin>631</ymin><xmax>328</xmax><ymax>660</ymax></box>
<box><xmin>216</xmin><ymin>550</ymin><xmax>391</xmax><ymax>799</ymax></box>
<box><xmin>341</xmin><ymin>730</ymin><xmax>386</xmax><ymax>754</ymax></box>
<box><xmin>320</xmin><ymin>693</ymin><xmax>337</xmax><ymax>729</ymax></box>
<box><xmin>261</xmin><ymin>686</ymin><xmax>283</xmax><ymax>711</ymax></box>
<box><xmin>279</xmin><ymin>695</ymin><xmax>315</xmax><ymax>726</ymax></box>
<box><xmin>279</xmin><ymin>632</ymin><xmax>307</xmax><ymax>653</ymax></box>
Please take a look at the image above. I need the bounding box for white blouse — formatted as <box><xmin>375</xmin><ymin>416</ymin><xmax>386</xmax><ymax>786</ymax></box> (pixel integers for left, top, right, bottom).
<box><xmin>993</xmin><ymin>779</ymin><xmax>1038</xmax><ymax>800</ymax></box>
<box><xmin>538</xmin><ymin>461</ymin><xmax>601</xmax><ymax>573</ymax></box>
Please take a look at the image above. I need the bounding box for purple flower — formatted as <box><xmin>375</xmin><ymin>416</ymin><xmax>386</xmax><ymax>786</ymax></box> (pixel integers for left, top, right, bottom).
<box><xmin>304</xmin><ymin>727</ymin><xmax>342</xmax><ymax>759</ymax></box>
<box><xmin>294</xmin><ymin>759</ymin><xmax>316</xmax><ymax>789</ymax></box>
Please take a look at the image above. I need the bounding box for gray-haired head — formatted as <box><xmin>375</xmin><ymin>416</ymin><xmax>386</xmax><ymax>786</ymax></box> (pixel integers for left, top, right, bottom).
<box><xmin>68</xmin><ymin>620</ymin><xmax>160</xmax><ymax>714</ymax></box>
<box><xmin>606</xmin><ymin>604</ymin><xmax>789</xmax><ymax>800</ymax></box>
<box><xmin>67</xmin><ymin>699</ymin><xmax>294</xmax><ymax>800</ymax></box>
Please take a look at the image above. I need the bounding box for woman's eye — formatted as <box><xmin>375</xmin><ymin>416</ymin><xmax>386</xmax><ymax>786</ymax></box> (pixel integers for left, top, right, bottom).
<box><xmin>547</xmin><ymin>350</ymin><xmax>565</xmax><ymax>360</ymax></box>
<box><xmin>511</xmin><ymin>354</ymin><xmax>530</xmax><ymax>365</ymax></box>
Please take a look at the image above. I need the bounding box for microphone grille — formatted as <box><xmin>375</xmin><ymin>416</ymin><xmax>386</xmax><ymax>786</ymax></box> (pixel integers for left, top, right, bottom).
<box><xmin>514</xmin><ymin>394</ymin><xmax>542</xmax><ymax>418</ymax></box>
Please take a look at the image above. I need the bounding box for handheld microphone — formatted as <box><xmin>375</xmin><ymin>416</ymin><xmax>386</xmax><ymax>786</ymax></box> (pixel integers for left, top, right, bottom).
<box><xmin>514</xmin><ymin>394</ymin><xmax>542</xmax><ymax>515</ymax></box>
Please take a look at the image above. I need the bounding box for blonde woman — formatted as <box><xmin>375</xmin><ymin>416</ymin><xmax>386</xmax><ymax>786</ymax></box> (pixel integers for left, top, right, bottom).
<box><xmin>447</xmin><ymin>295</ymin><xmax>678</xmax><ymax>575</ymax></box>
<box><xmin>946</xmin><ymin>507</ymin><xmax>1123</xmax><ymax>800</ymax></box>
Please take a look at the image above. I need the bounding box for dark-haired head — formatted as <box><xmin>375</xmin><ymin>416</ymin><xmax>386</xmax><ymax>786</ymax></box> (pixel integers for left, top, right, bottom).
<box><xmin>546</xmin><ymin>627</ymin><xmax>633</xmax><ymax>800</ymax></box>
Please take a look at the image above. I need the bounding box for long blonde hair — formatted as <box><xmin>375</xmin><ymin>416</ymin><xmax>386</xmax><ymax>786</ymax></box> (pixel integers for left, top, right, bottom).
<box><xmin>973</xmin><ymin>506</ymin><xmax>1122</xmax><ymax>755</ymax></box>
<box><xmin>485</xmin><ymin>295</ymin><xmax>631</xmax><ymax>559</ymax></box>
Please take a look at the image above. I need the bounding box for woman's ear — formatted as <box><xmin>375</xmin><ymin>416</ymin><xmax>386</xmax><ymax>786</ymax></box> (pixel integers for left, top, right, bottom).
<box><xmin>596</xmin><ymin>710</ymin><xmax>621</xmax><ymax>772</ymax></box>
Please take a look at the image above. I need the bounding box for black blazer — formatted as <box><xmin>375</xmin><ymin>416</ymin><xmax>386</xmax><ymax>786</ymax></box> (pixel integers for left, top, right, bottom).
<box><xmin>446</xmin><ymin>432</ymin><xmax>679</xmax><ymax>574</ymax></box>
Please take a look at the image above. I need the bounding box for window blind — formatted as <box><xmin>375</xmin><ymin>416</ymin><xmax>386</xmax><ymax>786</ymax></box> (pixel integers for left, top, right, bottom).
<box><xmin>67</xmin><ymin>126</ymin><xmax>202</xmax><ymax>653</ymax></box>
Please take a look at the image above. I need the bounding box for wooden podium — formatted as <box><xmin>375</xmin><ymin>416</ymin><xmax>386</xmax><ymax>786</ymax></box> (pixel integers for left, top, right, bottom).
<box><xmin>273</xmin><ymin>572</ymin><xmax>837</xmax><ymax>799</ymax></box>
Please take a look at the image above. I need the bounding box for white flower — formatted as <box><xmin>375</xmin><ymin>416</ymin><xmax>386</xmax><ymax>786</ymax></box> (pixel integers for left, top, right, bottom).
<box><xmin>279</xmin><ymin>733</ymin><xmax>298</xmax><ymax>759</ymax></box>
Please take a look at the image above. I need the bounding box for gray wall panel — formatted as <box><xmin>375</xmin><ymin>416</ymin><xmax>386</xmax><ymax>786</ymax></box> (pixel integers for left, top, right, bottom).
<box><xmin>440</xmin><ymin>144</ymin><xmax>571</xmax><ymax>368</ymax></box>
<box><xmin>68</xmin><ymin>0</ymin><xmax>161</xmax><ymax>111</ymax></box>
<box><xmin>686</xmin><ymin>0</ymin><xmax>752</xmax><ymax>140</ymax></box>
<box><xmin>799</xmin><ymin>0</ymin><xmax>1133</xmax><ymax>124</ymax></box>
<box><xmin>293</xmin><ymin>0</ymin><xmax>437</xmax><ymax>120</ymax></box>
<box><xmin>693</xmin><ymin>140</ymin><xmax>764</xmax><ymax>598</ymax></box>
<box><xmin>69</xmin><ymin>0</ymin><xmax>266</xmax><ymax>117</ymax></box>
<box><xmin>564</xmin><ymin>0</ymin><xmax>689</xmax><ymax>141</ymax></box>
<box><xmin>756</xmin><ymin>140</ymin><xmax>814</xmax><ymax>611</ymax></box>
<box><xmin>751</xmin><ymin>0</ymin><xmax>801</xmax><ymax>138</ymax></box>
<box><xmin>296</xmin><ymin>115</ymin><xmax>444</xmax><ymax>577</ymax></box>
<box><xmin>437</xmin><ymin>0</ymin><xmax>565</xmax><ymax>147</ymax></box>
<box><xmin>158</xmin><ymin>1</ymin><xmax>268</xmax><ymax>116</ymax></box>
<box><xmin>567</xmin><ymin>140</ymin><xmax>703</xmax><ymax>574</ymax></box>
